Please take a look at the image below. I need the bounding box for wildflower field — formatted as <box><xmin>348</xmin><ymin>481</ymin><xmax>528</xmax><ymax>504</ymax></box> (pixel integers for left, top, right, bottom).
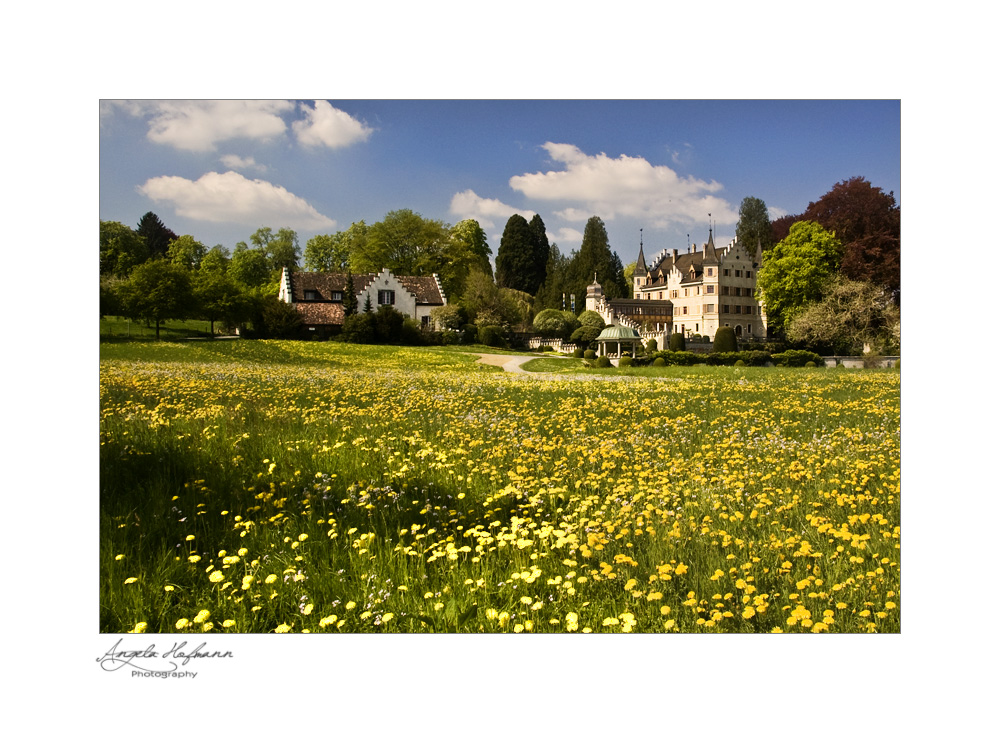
<box><xmin>100</xmin><ymin>340</ymin><xmax>900</xmax><ymax>634</ymax></box>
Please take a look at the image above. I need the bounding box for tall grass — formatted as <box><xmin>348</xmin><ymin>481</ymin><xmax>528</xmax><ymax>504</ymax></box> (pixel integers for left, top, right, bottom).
<box><xmin>101</xmin><ymin>340</ymin><xmax>900</xmax><ymax>633</ymax></box>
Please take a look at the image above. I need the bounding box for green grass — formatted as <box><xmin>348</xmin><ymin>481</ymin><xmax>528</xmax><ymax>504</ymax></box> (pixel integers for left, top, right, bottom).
<box><xmin>100</xmin><ymin>315</ymin><xmax>222</xmax><ymax>340</ymax></box>
<box><xmin>101</xmin><ymin>339</ymin><xmax>900</xmax><ymax>634</ymax></box>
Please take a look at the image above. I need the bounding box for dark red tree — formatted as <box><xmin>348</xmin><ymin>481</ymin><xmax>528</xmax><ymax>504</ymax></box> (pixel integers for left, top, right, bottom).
<box><xmin>802</xmin><ymin>177</ymin><xmax>900</xmax><ymax>299</ymax></box>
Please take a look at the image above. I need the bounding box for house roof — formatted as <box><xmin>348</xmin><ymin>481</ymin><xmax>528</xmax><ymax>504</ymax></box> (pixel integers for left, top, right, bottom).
<box><xmin>289</xmin><ymin>271</ymin><xmax>445</xmax><ymax>306</ymax></box>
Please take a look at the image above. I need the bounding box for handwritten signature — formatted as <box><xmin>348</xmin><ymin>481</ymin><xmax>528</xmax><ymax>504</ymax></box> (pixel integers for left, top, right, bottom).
<box><xmin>97</xmin><ymin>638</ymin><xmax>233</xmax><ymax>676</ymax></box>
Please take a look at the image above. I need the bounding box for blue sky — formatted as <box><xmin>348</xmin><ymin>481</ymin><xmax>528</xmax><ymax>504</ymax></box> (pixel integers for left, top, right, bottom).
<box><xmin>99</xmin><ymin>99</ymin><xmax>900</xmax><ymax>267</ymax></box>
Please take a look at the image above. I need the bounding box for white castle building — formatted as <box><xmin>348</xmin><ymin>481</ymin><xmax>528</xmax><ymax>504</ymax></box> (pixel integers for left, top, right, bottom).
<box><xmin>586</xmin><ymin>229</ymin><xmax>769</xmax><ymax>349</ymax></box>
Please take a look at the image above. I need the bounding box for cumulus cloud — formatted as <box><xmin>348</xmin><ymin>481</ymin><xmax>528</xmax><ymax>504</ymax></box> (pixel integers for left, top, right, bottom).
<box><xmin>122</xmin><ymin>100</ymin><xmax>295</xmax><ymax>152</ymax></box>
<box><xmin>509</xmin><ymin>142</ymin><xmax>738</xmax><ymax>228</ymax></box>
<box><xmin>138</xmin><ymin>171</ymin><xmax>335</xmax><ymax>230</ymax></box>
<box><xmin>552</xmin><ymin>227</ymin><xmax>584</xmax><ymax>247</ymax></box>
<box><xmin>449</xmin><ymin>189</ymin><xmax>535</xmax><ymax>231</ymax></box>
<box><xmin>220</xmin><ymin>154</ymin><xmax>266</xmax><ymax>172</ymax></box>
<box><xmin>768</xmin><ymin>205</ymin><xmax>790</xmax><ymax>220</ymax></box>
<box><xmin>292</xmin><ymin>100</ymin><xmax>373</xmax><ymax>149</ymax></box>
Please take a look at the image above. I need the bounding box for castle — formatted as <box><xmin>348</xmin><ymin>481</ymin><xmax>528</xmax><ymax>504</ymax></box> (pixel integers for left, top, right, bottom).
<box><xmin>586</xmin><ymin>229</ymin><xmax>769</xmax><ymax>349</ymax></box>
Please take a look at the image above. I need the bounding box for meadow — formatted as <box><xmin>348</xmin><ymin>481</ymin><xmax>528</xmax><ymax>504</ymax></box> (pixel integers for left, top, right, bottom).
<box><xmin>100</xmin><ymin>340</ymin><xmax>900</xmax><ymax>633</ymax></box>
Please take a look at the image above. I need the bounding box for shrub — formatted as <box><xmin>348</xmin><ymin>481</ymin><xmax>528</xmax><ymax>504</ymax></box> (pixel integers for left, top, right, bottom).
<box><xmin>652</xmin><ymin>357</ymin><xmax>666</xmax><ymax>367</ymax></box>
<box><xmin>713</xmin><ymin>326</ymin><xmax>737</xmax><ymax>353</ymax></box>
<box><xmin>578</xmin><ymin>310</ymin><xmax>605</xmax><ymax>329</ymax></box>
<box><xmin>462</xmin><ymin>324</ymin><xmax>478</xmax><ymax>344</ymax></box>
<box><xmin>595</xmin><ymin>355</ymin><xmax>612</xmax><ymax>368</ymax></box>
<box><xmin>734</xmin><ymin>359</ymin><xmax>746</xmax><ymax>367</ymax></box>
<box><xmin>477</xmin><ymin>325</ymin><xmax>507</xmax><ymax>348</ymax></box>
<box><xmin>668</xmin><ymin>350</ymin><xmax>702</xmax><ymax>366</ymax></box>
<box><xmin>583</xmin><ymin>349</ymin><xmax>597</xmax><ymax>361</ymax></box>
<box><xmin>441</xmin><ymin>329</ymin><xmax>461</xmax><ymax>346</ymax></box>
<box><xmin>805</xmin><ymin>361</ymin><xmax>818</xmax><ymax>367</ymax></box>
<box><xmin>771</xmin><ymin>349</ymin><xmax>824</xmax><ymax>367</ymax></box>
<box><xmin>669</xmin><ymin>332</ymin><xmax>686</xmax><ymax>351</ymax></box>
<box><xmin>619</xmin><ymin>356</ymin><xmax>633</xmax><ymax>368</ymax></box>
<box><xmin>894</xmin><ymin>359</ymin><xmax>901</xmax><ymax>370</ymax></box>
<box><xmin>573</xmin><ymin>348</ymin><xmax>584</xmax><ymax>358</ymax></box>
<box><xmin>342</xmin><ymin>312</ymin><xmax>376</xmax><ymax>344</ymax></box>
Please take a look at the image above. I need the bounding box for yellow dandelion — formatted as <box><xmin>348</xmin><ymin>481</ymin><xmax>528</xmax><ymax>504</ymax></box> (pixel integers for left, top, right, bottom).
<box><xmin>193</xmin><ymin>609</ymin><xmax>210</xmax><ymax>624</ymax></box>
<box><xmin>209</xmin><ymin>570</ymin><xmax>224</xmax><ymax>583</ymax></box>
<box><xmin>274</xmin><ymin>623</ymin><xmax>292</xmax><ymax>633</ymax></box>
<box><xmin>264</xmin><ymin>574</ymin><xmax>278</xmax><ymax>584</ymax></box>
<box><xmin>114</xmin><ymin>554</ymin><xmax>125</xmax><ymax>561</ymax></box>
<box><xmin>175</xmin><ymin>618</ymin><xmax>190</xmax><ymax>630</ymax></box>
<box><xmin>124</xmin><ymin>577</ymin><xmax>138</xmax><ymax>585</ymax></box>
<box><xmin>129</xmin><ymin>622</ymin><xmax>148</xmax><ymax>634</ymax></box>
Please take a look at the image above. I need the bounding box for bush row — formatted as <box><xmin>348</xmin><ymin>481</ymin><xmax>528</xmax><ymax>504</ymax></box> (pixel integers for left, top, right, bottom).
<box><xmin>581</xmin><ymin>348</ymin><xmax>825</xmax><ymax>368</ymax></box>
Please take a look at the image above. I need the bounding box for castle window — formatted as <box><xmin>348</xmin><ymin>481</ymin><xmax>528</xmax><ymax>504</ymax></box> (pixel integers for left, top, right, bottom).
<box><xmin>735</xmin><ymin>270</ymin><xmax>742</xmax><ymax>278</ymax></box>
<box><xmin>723</xmin><ymin>305</ymin><xmax>730</xmax><ymax>314</ymax></box>
<box><xmin>706</xmin><ymin>285</ymin><xmax>715</xmax><ymax>294</ymax></box>
<box><xmin>705</xmin><ymin>304</ymin><xmax>715</xmax><ymax>313</ymax></box>
<box><xmin>378</xmin><ymin>290</ymin><xmax>395</xmax><ymax>306</ymax></box>
<box><xmin>706</xmin><ymin>268</ymin><xmax>714</xmax><ymax>276</ymax></box>
<box><xmin>304</xmin><ymin>289</ymin><xmax>320</xmax><ymax>300</ymax></box>
<box><xmin>331</xmin><ymin>291</ymin><xmax>343</xmax><ymax>302</ymax></box>
<box><xmin>682</xmin><ymin>306</ymin><xmax>688</xmax><ymax>315</ymax></box>
<box><xmin>724</xmin><ymin>269</ymin><xmax>730</xmax><ymax>276</ymax></box>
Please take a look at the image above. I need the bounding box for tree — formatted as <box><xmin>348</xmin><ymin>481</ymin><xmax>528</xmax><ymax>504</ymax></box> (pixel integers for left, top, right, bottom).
<box><xmin>229</xmin><ymin>243</ymin><xmax>272</xmax><ymax>289</ymax></box>
<box><xmin>168</xmin><ymin>234</ymin><xmax>208</xmax><ymax>270</ymax></box>
<box><xmin>193</xmin><ymin>268</ymin><xmax>249</xmax><ymax>335</ymax></box>
<box><xmin>528</xmin><ymin>215</ymin><xmax>550</xmax><ymax>295</ymax></box>
<box><xmin>450</xmin><ymin>219</ymin><xmax>494</xmax><ymax>281</ymax></box>
<box><xmin>786</xmin><ymin>275</ymin><xmax>900</xmax><ymax>355</ymax></box>
<box><xmin>135</xmin><ymin>212</ymin><xmax>178</xmax><ymax>260</ymax></box>
<box><xmin>801</xmin><ymin>177</ymin><xmax>900</xmax><ymax>298</ymax></box>
<box><xmin>771</xmin><ymin>214</ymin><xmax>802</xmax><ymax>244</ymax></box>
<box><xmin>100</xmin><ymin>220</ymin><xmax>148</xmax><ymax>278</ymax></box>
<box><xmin>352</xmin><ymin>209</ymin><xmax>450</xmax><ymax>277</ymax></box>
<box><xmin>756</xmin><ymin>221</ymin><xmax>843</xmax><ymax>333</ymax></box>
<box><xmin>532</xmin><ymin>309</ymin><xmax>577</xmax><ymax>338</ymax></box>
<box><xmin>735</xmin><ymin>196</ymin><xmax>772</xmax><ymax>259</ymax></box>
<box><xmin>578</xmin><ymin>310</ymin><xmax>605</xmax><ymax>330</ymax></box>
<box><xmin>268</xmin><ymin>228</ymin><xmax>302</xmax><ymax>272</ymax></box>
<box><xmin>565</xmin><ymin>216</ymin><xmax>627</xmax><ymax>311</ymax></box>
<box><xmin>343</xmin><ymin>273</ymin><xmax>358</xmax><ymax>317</ymax></box>
<box><xmin>495</xmin><ymin>214</ymin><xmax>537</xmax><ymax>293</ymax></box>
<box><xmin>200</xmin><ymin>245</ymin><xmax>231</xmax><ymax>274</ymax></box>
<box><xmin>120</xmin><ymin>259</ymin><xmax>194</xmax><ymax>339</ymax></box>
<box><xmin>304</xmin><ymin>232</ymin><xmax>350</xmax><ymax>272</ymax></box>
<box><xmin>253</xmin><ymin>298</ymin><xmax>303</xmax><ymax>339</ymax></box>
<box><xmin>533</xmin><ymin>243</ymin><xmax>571</xmax><ymax>312</ymax></box>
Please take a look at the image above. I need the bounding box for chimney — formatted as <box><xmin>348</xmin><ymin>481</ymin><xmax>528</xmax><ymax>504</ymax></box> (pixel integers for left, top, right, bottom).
<box><xmin>672</xmin><ymin>249</ymin><xmax>678</xmax><ymax>262</ymax></box>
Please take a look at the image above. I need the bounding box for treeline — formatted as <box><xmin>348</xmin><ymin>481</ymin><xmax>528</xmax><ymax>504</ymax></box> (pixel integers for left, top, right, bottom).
<box><xmin>739</xmin><ymin>177</ymin><xmax>901</xmax><ymax>356</ymax></box>
<box><xmin>99</xmin><ymin>207</ymin><xmax>628</xmax><ymax>342</ymax></box>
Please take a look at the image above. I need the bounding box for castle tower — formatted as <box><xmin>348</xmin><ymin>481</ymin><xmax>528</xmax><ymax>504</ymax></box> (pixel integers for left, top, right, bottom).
<box><xmin>585</xmin><ymin>273</ymin><xmax>604</xmax><ymax>313</ymax></box>
<box><xmin>633</xmin><ymin>230</ymin><xmax>649</xmax><ymax>296</ymax></box>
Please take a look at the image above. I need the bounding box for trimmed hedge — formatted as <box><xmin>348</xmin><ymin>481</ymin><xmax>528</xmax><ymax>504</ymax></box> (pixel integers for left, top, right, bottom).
<box><xmin>583</xmin><ymin>349</ymin><xmax>597</xmax><ymax>361</ymax></box>
<box><xmin>770</xmin><ymin>349</ymin><xmax>825</xmax><ymax>367</ymax></box>
<box><xmin>713</xmin><ymin>326</ymin><xmax>737</xmax><ymax>353</ymax></box>
<box><xmin>668</xmin><ymin>332</ymin><xmax>686</xmax><ymax>351</ymax></box>
<box><xmin>619</xmin><ymin>356</ymin><xmax>633</xmax><ymax>368</ymax></box>
<box><xmin>595</xmin><ymin>355</ymin><xmax>612</xmax><ymax>368</ymax></box>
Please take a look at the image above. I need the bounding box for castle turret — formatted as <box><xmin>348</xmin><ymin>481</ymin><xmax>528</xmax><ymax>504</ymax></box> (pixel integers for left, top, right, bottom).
<box><xmin>634</xmin><ymin>232</ymin><xmax>648</xmax><ymax>296</ymax></box>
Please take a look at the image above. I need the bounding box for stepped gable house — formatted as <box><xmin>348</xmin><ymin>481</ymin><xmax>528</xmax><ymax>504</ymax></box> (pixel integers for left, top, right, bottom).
<box><xmin>587</xmin><ymin>228</ymin><xmax>769</xmax><ymax>348</ymax></box>
<box><xmin>278</xmin><ymin>267</ymin><xmax>447</xmax><ymax>336</ymax></box>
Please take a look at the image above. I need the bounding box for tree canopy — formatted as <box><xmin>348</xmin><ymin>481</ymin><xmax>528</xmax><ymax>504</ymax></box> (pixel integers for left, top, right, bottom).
<box><xmin>495</xmin><ymin>214</ymin><xmax>538</xmax><ymax>294</ymax></box>
<box><xmin>135</xmin><ymin>212</ymin><xmax>177</xmax><ymax>260</ymax></box>
<box><xmin>786</xmin><ymin>275</ymin><xmax>900</xmax><ymax>355</ymax></box>
<box><xmin>801</xmin><ymin>177</ymin><xmax>900</xmax><ymax>298</ymax></box>
<box><xmin>757</xmin><ymin>221</ymin><xmax>843</xmax><ymax>333</ymax></box>
<box><xmin>119</xmin><ymin>259</ymin><xmax>195</xmax><ymax>339</ymax></box>
<box><xmin>304</xmin><ymin>232</ymin><xmax>351</xmax><ymax>272</ymax></box>
<box><xmin>100</xmin><ymin>220</ymin><xmax>148</xmax><ymax>278</ymax></box>
<box><xmin>735</xmin><ymin>196</ymin><xmax>772</xmax><ymax>259</ymax></box>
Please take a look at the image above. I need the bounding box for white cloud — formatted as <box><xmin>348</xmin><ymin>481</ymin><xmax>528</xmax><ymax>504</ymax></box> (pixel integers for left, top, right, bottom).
<box><xmin>552</xmin><ymin>227</ymin><xmax>584</xmax><ymax>247</ymax></box>
<box><xmin>292</xmin><ymin>100</ymin><xmax>373</xmax><ymax>149</ymax></box>
<box><xmin>509</xmin><ymin>142</ymin><xmax>738</xmax><ymax>229</ymax></box>
<box><xmin>448</xmin><ymin>189</ymin><xmax>535</xmax><ymax>231</ymax></box>
<box><xmin>768</xmin><ymin>205</ymin><xmax>790</xmax><ymax>220</ymax></box>
<box><xmin>219</xmin><ymin>154</ymin><xmax>266</xmax><ymax>173</ymax></box>
<box><xmin>138</xmin><ymin>171</ymin><xmax>335</xmax><ymax>230</ymax></box>
<box><xmin>113</xmin><ymin>100</ymin><xmax>294</xmax><ymax>151</ymax></box>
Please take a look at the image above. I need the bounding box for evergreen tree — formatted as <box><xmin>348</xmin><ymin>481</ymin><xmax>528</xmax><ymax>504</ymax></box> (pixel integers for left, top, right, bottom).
<box><xmin>136</xmin><ymin>211</ymin><xmax>178</xmax><ymax>260</ymax></box>
<box><xmin>565</xmin><ymin>216</ymin><xmax>624</xmax><ymax>311</ymax></box>
<box><xmin>735</xmin><ymin>197</ymin><xmax>773</xmax><ymax>259</ymax></box>
<box><xmin>495</xmin><ymin>214</ymin><xmax>538</xmax><ymax>293</ymax></box>
<box><xmin>528</xmin><ymin>214</ymin><xmax>550</xmax><ymax>295</ymax></box>
<box><xmin>343</xmin><ymin>272</ymin><xmax>358</xmax><ymax>316</ymax></box>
